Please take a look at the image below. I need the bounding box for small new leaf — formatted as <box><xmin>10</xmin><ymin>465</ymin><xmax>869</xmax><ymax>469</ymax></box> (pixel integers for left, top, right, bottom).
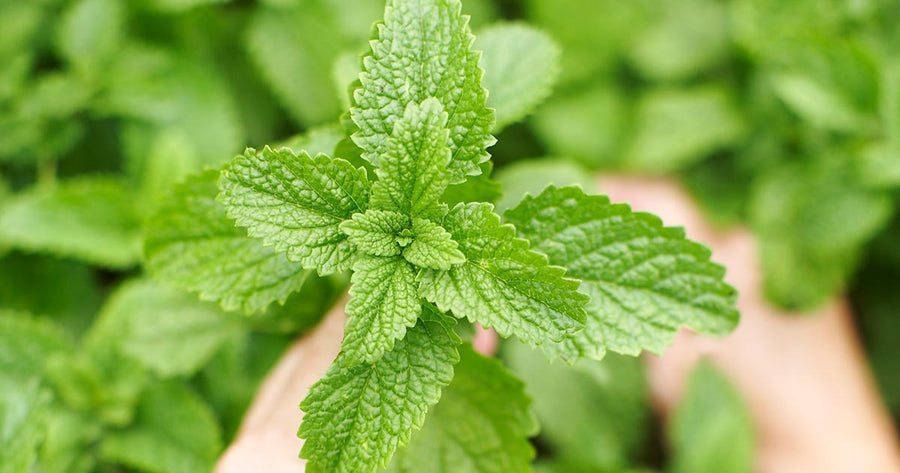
<box><xmin>370</xmin><ymin>98</ymin><xmax>453</xmax><ymax>220</ymax></box>
<box><xmin>403</xmin><ymin>218</ymin><xmax>465</xmax><ymax>270</ymax></box>
<box><xmin>219</xmin><ymin>146</ymin><xmax>370</xmax><ymax>275</ymax></box>
<box><xmin>505</xmin><ymin>186</ymin><xmax>739</xmax><ymax>360</ymax></box>
<box><xmin>340</xmin><ymin>210</ymin><xmax>410</xmax><ymax>257</ymax></box>
<box><xmin>419</xmin><ymin>203</ymin><xmax>588</xmax><ymax>352</ymax></box>
<box><xmin>299</xmin><ymin>317</ymin><xmax>460</xmax><ymax>473</ymax></box>
<box><xmin>351</xmin><ymin>0</ymin><xmax>495</xmax><ymax>182</ymax></box>
<box><xmin>341</xmin><ymin>255</ymin><xmax>420</xmax><ymax>366</ymax></box>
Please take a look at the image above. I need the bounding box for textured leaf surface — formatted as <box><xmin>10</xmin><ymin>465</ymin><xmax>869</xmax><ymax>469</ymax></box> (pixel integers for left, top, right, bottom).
<box><xmin>369</xmin><ymin>98</ymin><xmax>453</xmax><ymax>219</ymax></box>
<box><xmin>340</xmin><ymin>210</ymin><xmax>410</xmax><ymax>257</ymax></box>
<box><xmin>505</xmin><ymin>186</ymin><xmax>739</xmax><ymax>360</ymax></box>
<box><xmin>341</xmin><ymin>255</ymin><xmax>420</xmax><ymax>366</ymax></box>
<box><xmin>386</xmin><ymin>345</ymin><xmax>536</xmax><ymax>473</ymax></box>
<box><xmin>351</xmin><ymin>0</ymin><xmax>495</xmax><ymax>182</ymax></box>
<box><xmin>100</xmin><ymin>381</ymin><xmax>222</xmax><ymax>473</ymax></box>
<box><xmin>0</xmin><ymin>177</ymin><xmax>141</xmax><ymax>268</ymax></box>
<box><xmin>403</xmin><ymin>218</ymin><xmax>465</xmax><ymax>270</ymax></box>
<box><xmin>98</xmin><ymin>279</ymin><xmax>240</xmax><ymax>377</ymax></box>
<box><xmin>145</xmin><ymin>170</ymin><xmax>310</xmax><ymax>314</ymax></box>
<box><xmin>669</xmin><ymin>362</ymin><xmax>754</xmax><ymax>473</ymax></box>
<box><xmin>477</xmin><ymin>23</ymin><xmax>560</xmax><ymax>130</ymax></box>
<box><xmin>219</xmin><ymin>147</ymin><xmax>370</xmax><ymax>275</ymax></box>
<box><xmin>0</xmin><ymin>312</ymin><xmax>74</xmax><ymax>380</ymax></box>
<box><xmin>419</xmin><ymin>203</ymin><xmax>587</xmax><ymax>352</ymax></box>
<box><xmin>299</xmin><ymin>317</ymin><xmax>460</xmax><ymax>473</ymax></box>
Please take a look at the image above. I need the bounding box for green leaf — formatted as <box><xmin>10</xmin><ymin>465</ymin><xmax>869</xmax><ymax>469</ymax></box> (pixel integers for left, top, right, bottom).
<box><xmin>669</xmin><ymin>362</ymin><xmax>754</xmax><ymax>473</ymax></box>
<box><xmin>145</xmin><ymin>170</ymin><xmax>311</xmax><ymax>314</ymax></box>
<box><xmin>341</xmin><ymin>210</ymin><xmax>410</xmax><ymax>257</ymax></box>
<box><xmin>351</xmin><ymin>0</ymin><xmax>495</xmax><ymax>182</ymax></box>
<box><xmin>419</xmin><ymin>202</ymin><xmax>588</xmax><ymax>354</ymax></box>
<box><xmin>626</xmin><ymin>0</ymin><xmax>729</xmax><ymax>81</ymax></box>
<box><xmin>531</xmin><ymin>85</ymin><xmax>628</xmax><ymax>168</ymax></box>
<box><xmin>494</xmin><ymin>157</ymin><xmax>595</xmax><ymax>213</ymax></box>
<box><xmin>403</xmin><ymin>218</ymin><xmax>465</xmax><ymax>271</ymax></box>
<box><xmin>56</xmin><ymin>0</ymin><xmax>123</xmax><ymax>77</ymax></box>
<box><xmin>624</xmin><ymin>86</ymin><xmax>745</xmax><ymax>173</ymax></box>
<box><xmin>370</xmin><ymin>98</ymin><xmax>453</xmax><ymax>219</ymax></box>
<box><xmin>97</xmin><ymin>279</ymin><xmax>240</xmax><ymax>377</ymax></box>
<box><xmin>299</xmin><ymin>317</ymin><xmax>460</xmax><ymax>473</ymax></box>
<box><xmin>0</xmin><ymin>254</ymin><xmax>101</xmax><ymax>336</ymax></box>
<box><xmin>0</xmin><ymin>377</ymin><xmax>51</xmax><ymax>473</ymax></box>
<box><xmin>477</xmin><ymin>22</ymin><xmax>561</xmax><ymax>131</ymax></box>
<box><xmin>100</xmin><ymin>381</ymin><xmax>222</xmax><ymax>473</ymax></box>
<box><xmin>504</xmin><ymin>186</ymin><xmax>738</xmax><ymax>360</ymax></box>
<box><xmin>749</xmin><ymin>159</ymin><xmax>892</xmax><ymax>309</ymax></box>
<box><xmin>770</xmin><ymin>72</ymin><xmax>872</xmax><ymax>133</ymax></box>
<box><xmin>0</xmin><ymin>311</ymin><xmax>73</xmax><ymax>381</ymax></box>
<box><xmin>144</xmin><ymin>0</ymin><xmax>230</xmax><ymax>12</ymax></box>
<box><xmin>245</xmin><ymin>4</ymin><xmax>344</xmax><ymax>126</ymax></box>
<box><xmin>219</xmin><ymin>146</ymin><xmax>370</xmax><ymax>275</ymax></box>
<box><xmin>504</xmin><ymin>342</ymin><xmax>649</xmax><ymax>471</ymax></box>
<box><xmin>0</xmin><ymin>177</ymin><xmax>141</xmax><ymax>268</ymax></box>
<box><xmin>341</xmin><ymin>255</ymin><xmax>420</xmax><ymax>366</ymax></box>
<box><xmin>386</xmin><ymin>345</ymin><xmax>536</xmax><ymax>473</ymax></box>
<box><xmin>279</xmin><ymin>123</ymin><xmax>346</xmax><ymax>158</ymax></box>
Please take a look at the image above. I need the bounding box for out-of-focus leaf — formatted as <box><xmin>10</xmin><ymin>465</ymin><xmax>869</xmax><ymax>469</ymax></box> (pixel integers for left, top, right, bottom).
<box><xmin>99</xmin><ymin>381</ymin><xmax>222</xmax><ymax>473</ymax></box>
<box><xmin>504</xmin><ymin>342</ymin><xmax>649</xmax><ymax>471</ymax></box>
<box><xmin>0</xmin><ymin>253</ymin><xmax>102</xmax><ymax>335</ymax></box>
<box><xmin>0</xmin><ymin>377</ymin><xmax>51</xmax><ymax>473</ymax></box>
<box><xmin>669</xmin><ymin>362</ymin><xmax>754</xmax><ymax>473</ymax></box>
<box><xmin>525</xmin><ymin>0</ymin><xmax>650</xmax><ymax>85</ymax></box>
<box><xmin>627</xmin><ymin>0</ymin><xmax>729</xmax><ymax>81</ymax></box>
<box><xmin>494</xmin><ymin>157</ymin><xmax>594</xmax><ymax>212</ymax></box>
<box><xmin>750</xmin><ymin>159</ymin><xmax>893</xmax><ymax>309</ymax></box>
<box><xmin>93</xmin><ymin>279</ymin><xmax>241</xmax><ymax>378</ymax></box>
<box><xmin>98</xmin><ymin>44</ymin><xmax>243</xmax><ymax>167</ymax></box>
<box><xmin>531</xmin><ymin>85</ymin><xmax>628</xmax><ymax>168</ymax></box>
<box><xmin>56</xmin><ymin>0</ymin><xmax>123</xmax><ymax>77</ymax></box>
<box><xmin>477</xmin><ymin>23</ymin><xmax>561</xmax><ymax>131</ymax></box>
<box><xmin>34</xmin><ymin>405</ymin><xmax>99</xmax><ymax>473</ymax></box>
<box><xmin>0</xmin><ymin>177</ymin><xmax>141</xmax><ymax>268</ymax></box>
<box><xmin>856</xmin><ymin>142</ymin><xmax>900</xmax><ymax>190</ymax></box>
<box><xmin>245</xmin><ymin>4</ymin><xmax>345</xmax><ymax>126</ymax></box>
<box><xmin>144</xmin><ymin>0</ymin><xmax>231</xmax><ymax>12</ymax></box>
<box><xmin>624</xmin><ymin>86</ymin><xmax>745</xmax><ymax>173</ymax></box>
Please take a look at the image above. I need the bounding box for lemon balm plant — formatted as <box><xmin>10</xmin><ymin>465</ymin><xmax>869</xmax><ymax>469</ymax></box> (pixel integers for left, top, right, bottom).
<box><xmin>146</xmin><ymin>0</ymin><xmax>740</xmax><ymax>471</ymax></box>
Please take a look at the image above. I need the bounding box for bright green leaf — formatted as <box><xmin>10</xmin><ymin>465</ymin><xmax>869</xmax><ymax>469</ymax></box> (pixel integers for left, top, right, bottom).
<box><xmin>386</xmin><ymin>345</ymin><xmax>536</xmax><ymax>473</ymax></box>
<box><xmin>341</xmin><ymin>255</ymin><xmax>420</xmax><ymax>366</ymax></box>
<box><xmin>370</xmin><ymin>98</ymin><xmax>453</xmax><ymax>219</ymax></box>
<box><xmin>219</xmin><ymin>146</ymin><xmax>370</xmax><ymax>275</ymax></box>
<box><xmin>351</xmin><ymin>0</ymin><xmax>495</xmax><ymax>182</ymax></box>
<box><xmin>299</xmin><ymin>317</ymin><xmax>460</xmax><ymax>473</ymax></box>
<box><xmin>419</xmin><ymin>202</ymin><xmax>588</xmax><ymax>354</ymax></box>
<box><xmin>403</xmin><ymin>218</ymin><xmax>465</xmax><ymax>271</ymax></box>
<box><xmin>505</xmin><ymin>186</ymin><xmax>738</xmax><ymax>360</ymax></box>
<box><xmin>145</xmin><ymin>170</ymin><xmax>311</xmax><ymax>314</ymax></box>
<box><xmin>56</xmin><ymin>0</ymin><xmax>123</xmax><ymax>76</ymax></box>
<box><xmin>340</xmin><ymin>210</ymin><xmax>410</xmax><ymax>257</ymax></box>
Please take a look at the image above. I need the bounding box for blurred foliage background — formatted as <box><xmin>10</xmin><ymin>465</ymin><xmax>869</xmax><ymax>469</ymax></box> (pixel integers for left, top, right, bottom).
<box><xmin>0</xmin><ymin>0</ymin><xmax>898</xmax><ymax>472</ymax></box>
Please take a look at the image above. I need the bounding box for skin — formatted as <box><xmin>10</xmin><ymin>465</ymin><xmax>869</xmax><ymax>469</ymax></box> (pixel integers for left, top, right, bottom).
<box><xmin>216</xmin><ymin>176</ymin><xmax>900</xmax><ymax>473</ymax></box>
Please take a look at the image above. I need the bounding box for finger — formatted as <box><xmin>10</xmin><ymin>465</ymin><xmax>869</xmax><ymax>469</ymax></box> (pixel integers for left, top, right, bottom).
<box><xmin>215</xmin><ymin>298</ymin><xmax>347</xmax><ymax>473</ymax></box>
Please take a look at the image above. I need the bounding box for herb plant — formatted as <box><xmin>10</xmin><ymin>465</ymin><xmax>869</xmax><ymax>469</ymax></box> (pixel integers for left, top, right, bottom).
<box><xmin>146</xmin><ymin>0</ymin><xmax>738</xmax><ymax>471</ymax></box>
